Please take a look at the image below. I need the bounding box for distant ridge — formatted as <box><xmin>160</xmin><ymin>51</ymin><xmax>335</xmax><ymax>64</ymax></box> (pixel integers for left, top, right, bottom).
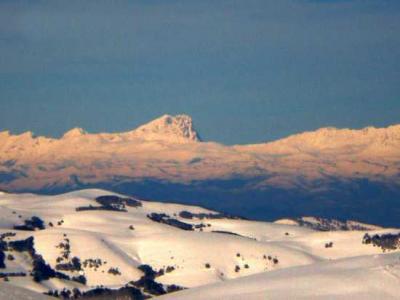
<box><xmin>0</xmin><ymin>114</ymin><xmax>399</xmax><ymax>186</ymax></box>
<box><xmin>1</xmin><ymin>116</ymin><xmax>399</xmax><ymax>146</ymax></box>
<box><xmin>0</xmin><ymin>114</ymin><xmax>201</xmax><ymax>144</ymax></box>
<box><xmin>0</xmin><ymin>115</ymin><xmax>399</xmax><ymax>227</ymax></box>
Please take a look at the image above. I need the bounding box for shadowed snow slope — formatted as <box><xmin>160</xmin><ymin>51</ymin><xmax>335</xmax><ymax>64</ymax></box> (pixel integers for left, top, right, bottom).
<box><xmin>0</xmin><ymin>283</ymin><xmax>52</xmax><ymax>300</ymax></box>
<box><xmin>0</xmin><ymin>189</ymin><xmax>399</xmax><ymax>299</ymax></box>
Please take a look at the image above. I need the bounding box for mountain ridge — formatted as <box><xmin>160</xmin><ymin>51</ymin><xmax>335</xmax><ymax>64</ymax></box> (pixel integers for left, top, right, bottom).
<box><xmin>0</xmin><ymin>114</ymin><xmax>201</xmax><ymax>144</ymax></box>
<box><xmin>0</xmin><ymin>115</ymin><xmax>399</xmax><ymax>227</ymax></box>
<box><xmin>1</xmin><ymin>115</ymin><xmax>399</xmax><ymax>189</ymax></box>
<box><xmin>1</xmin><ymin>115</ymin><xmax>399</xmax><ymax>146</ymax></box>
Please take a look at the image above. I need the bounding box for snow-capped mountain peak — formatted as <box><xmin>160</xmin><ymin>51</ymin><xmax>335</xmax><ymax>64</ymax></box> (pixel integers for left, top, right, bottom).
<box><xmin>129</xmin><ymin>114</ymin><xmax>201</xmax><ymax>142</ymax></box>
<box><xmin>62</xmin><ymin>127</ymin><xmax>88</xmax><ymax>139</ymax></box>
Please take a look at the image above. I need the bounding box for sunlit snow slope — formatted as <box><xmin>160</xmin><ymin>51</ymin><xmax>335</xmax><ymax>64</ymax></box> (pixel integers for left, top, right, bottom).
<box><xmin>158</xmin><ymin>253</ymin><xmax>400</xmax><ymax>300</ymax></box>
<box><xmin>0</xmin><ymin>189</ymin><xmax>399</xmax><ymax>299</ymax></box>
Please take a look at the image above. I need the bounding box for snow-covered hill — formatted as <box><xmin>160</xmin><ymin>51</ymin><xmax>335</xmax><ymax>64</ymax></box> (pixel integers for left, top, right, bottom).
<box><xmin>274</xmin><ymin>217</ymin><xmax>382</xmax><ymax>231</ymax></box>
<box><xmin>158</xmin><ymin>253</ymin><xmax>400</xmax><ymax>300</ymax></box>
<box><xmin>0</xmin><ymin>114</ymin><xmax>400</xmax><ymax>226</ymax></box>
<box><xmin>0</xmin><ymin>190</ymin><xmax>399</xmax><ymax>299</ymax></box>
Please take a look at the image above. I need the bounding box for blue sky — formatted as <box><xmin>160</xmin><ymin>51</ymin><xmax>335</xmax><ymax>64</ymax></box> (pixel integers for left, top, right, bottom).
<box><xmin>0</xmin><ymin>0</ymin><xmax>399</xmax><ymax>144</ymax></box>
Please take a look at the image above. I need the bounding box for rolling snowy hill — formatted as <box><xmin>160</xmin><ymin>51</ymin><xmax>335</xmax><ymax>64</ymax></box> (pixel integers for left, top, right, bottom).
<box><xmin>0</xmin><ymin>189</ymin><xmax>399</xmax><ymax>299</ymax></box>
<box><xmin>158</xmin><ymin>253</ymin><xmax>400</xmax><ymax>300</ymax></box>
<box><xmin>0</xmin><ymin>115</ymin><xmax>400</xmax><ymax>226</ymax></box>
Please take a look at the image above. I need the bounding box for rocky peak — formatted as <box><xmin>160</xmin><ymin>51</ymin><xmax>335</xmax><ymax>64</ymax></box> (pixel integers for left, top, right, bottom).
<box><xmin>62</xmin><ymin>127</ymin><xmax>88</xmax><ymax>139</ymax></box>
<box><xmin>130</xmin><ymin>114</ymin><xmax>201</xmax><ymax>142</ymax></box>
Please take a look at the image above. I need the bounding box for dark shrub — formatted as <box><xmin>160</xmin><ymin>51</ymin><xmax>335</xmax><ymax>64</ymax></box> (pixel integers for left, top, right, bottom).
<box><xmin>94</xmin><ymin>195</ymin><xmax>142</xmax><ymax>211</ymax></box>
<box><xmin>56</xmin><ymin>255</ymin><xmax>81</xmax><ymax>272</ymax></box>
<box><xmin>131</xmin><ymin>264</ymin><xmax>168</xmax><ymax>296</ymax></box>
<box><xmin>133</xmin><ymin>277</ymin><xmax>165</xmax><ymax>296</ymax></box>
<box><xmin>0</xmin><ymin>272</ymin><xmax>26</xmax><ymax>278</ymax></box>
<box><xmin>8</xmin><ymin>237</ymin><xmax>71</xmax><ymax>283</ymax></box>
<box><xmin>362</xmin><ymin>233</ymin><xmax>400</xmax><ymax>251</ymax></box>
<box><xmin>72</xmin><ymin>257</ymin><xmax>82</xmax><ymax>270</ymax></box>
<box><xmin>0</xmin><ymin>251</ymin><xmax>5</xmax><ymax>268</ymax></box>
<box><xmin>72</xmin><ymin>288</ymin><xmax>82</xmax><ymax>298</ymax></box>
<box><xmin>178</xmin><ymin>210</ymin><xmax>237</xmax><ymax>220</ymax></box>
<box><xmin>108</xmin><ymin>267</ymin><xmax>121</xmax><ymax>275</ymax></box>
<box><xmin>82</xmin><ymin>286</ymin><xmax>145</xmax><ymax>300</ymax></box>
<box><xmin>165</xmin><ymin>266</ymin><xmax>175</xmax><ymax>273</ymax></box>
<box><xmin>82</xmin><ymin>258</ymin><xmax>103</xmax><ymax>269</ymax></box>
<box><xmin>45</xmin><ymin>290</ymin><xmax>59</xmax><ymax>297</ymax></box>
<box><xmin>8</xmin><ymin>237</ymin><xmax>35</xmax><ymax>253</ymax></box>
<box><xmin>194</xmin><ymin>223</ymin><xmax>206</xmax><ymax>230</ymax></box>
<box><xmin>14</xmin><ymin>216</ymin><xmax>45</xmax><ymax>231</ymax></box>
<box><xmin>76</xmin><ymin>205</ymin><xmax>127</xmax><ymax>212</ymax></box>
<box><xmin>59</xmin><ymin>289</ymin><xmax>71</xmax><ymax>299</ymax></box>
<box><xmin>179</xmin><ymin>211</ymin><xmax>194</xmax><ymax>219</ymax></box>
<box><xmin>72</xmin><ymin>275</ymin><xmax>87</xmax><ymax>285</ymax></box>
<box><xmin>32</xmin><ymin>255</ymin><xmax>57</xmax><ymax>282</ymax></box>
<box><xmin>147</xmin><ymin>213</ymin><xmax>193</xmax><ymax>231</ymax></box>
<box><xmin>137</xmin><ymin>264</ymin><xmax>157</xmax><ymax>279</ymax></box>
<box><xmin>166</xmin><ymin>284</ymin><xmax>185</xmax><ymax>293</ymax></box>
<box><xmin>125</xmin><ymin>198</ymin><xmax>142</xmax><ymax>208</ymax></box>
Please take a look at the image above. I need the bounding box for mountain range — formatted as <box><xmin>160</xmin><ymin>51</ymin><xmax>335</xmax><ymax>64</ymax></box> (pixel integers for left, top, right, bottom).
<box><xmin>1</xmin><ymin>114</ymin><xmax>399</xmax><ymax>226</ymax></box>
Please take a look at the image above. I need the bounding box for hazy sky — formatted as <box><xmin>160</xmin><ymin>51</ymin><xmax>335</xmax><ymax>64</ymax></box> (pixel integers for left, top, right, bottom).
<box><xmin>0</xmin><ymin>0</ymin><xmax>399</xmax><ymax>144</ymax></box>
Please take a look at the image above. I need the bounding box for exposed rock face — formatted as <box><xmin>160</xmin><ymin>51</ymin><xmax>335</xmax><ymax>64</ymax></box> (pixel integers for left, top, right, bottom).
<box><xmin>130</xmin><ymin>114</ymin><xmax>201</xmax><ymax>142</ymax></box>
